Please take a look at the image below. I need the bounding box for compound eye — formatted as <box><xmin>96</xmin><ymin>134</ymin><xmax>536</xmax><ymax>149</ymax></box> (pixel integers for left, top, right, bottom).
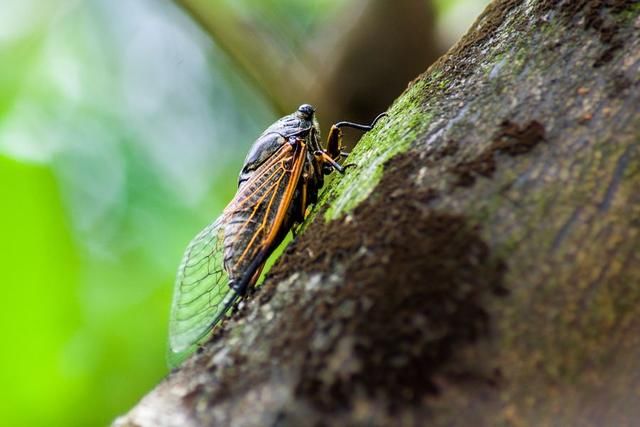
<box><xmin>297</xmin><ymin>104</ymin><xmax>315</xmax><ymax>119</ymax></box>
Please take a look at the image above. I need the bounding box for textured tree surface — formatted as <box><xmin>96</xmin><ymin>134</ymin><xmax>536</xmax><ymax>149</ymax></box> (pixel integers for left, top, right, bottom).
<box><xmin>114</xmin><ymin>0</ymin><xmax>640</xmax><ymax>426</ymax></box>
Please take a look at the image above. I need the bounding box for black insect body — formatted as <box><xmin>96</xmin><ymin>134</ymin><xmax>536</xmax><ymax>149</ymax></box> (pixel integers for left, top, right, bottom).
<box><xmin>168</xmin><ymin>104</ymin><xmax>386</xmax><ymax>365</ymax></box>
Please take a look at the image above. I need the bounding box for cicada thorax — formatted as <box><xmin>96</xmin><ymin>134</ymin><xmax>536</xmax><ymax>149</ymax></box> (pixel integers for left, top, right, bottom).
<box><xmin>238</xmin><ymin>111</ymin><xmax>317</xmax><ymax>186</ymax></box>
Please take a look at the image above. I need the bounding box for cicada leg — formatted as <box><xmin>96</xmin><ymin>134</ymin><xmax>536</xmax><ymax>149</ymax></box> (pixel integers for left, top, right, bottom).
<box><xmin>314</xmin><ymin>150</ymin><xmax>346</xmax><ymax>174</ymax></box>
<box><xmin>325</xmin><ymin>125</ymin><xmax>344</xmax><ymax>160</ymax></box>
<box><xmin>325</xmin><ymin>112</ymin><xmax>389</xmax><ymax>160</ymax></box>
<box><xmin>248</xmin><ymin>263</ymin><xmax>266</xmax><ymax>290</ymax></box>
<box><xmin>292</xmin><ymin>182</ymin><xmax>307</xmax><ymax>238</ymax></box>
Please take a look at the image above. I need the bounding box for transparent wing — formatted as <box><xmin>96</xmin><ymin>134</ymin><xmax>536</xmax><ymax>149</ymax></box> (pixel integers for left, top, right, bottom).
<box><xmin>168</xmin><ymin>216</ymin><xmax>238</xmax><ymax>366</ymax></box>
<box><xmin>168</xmin><ymin>139</ymin><xmax>307</xmax><ymax>367</ymax></box>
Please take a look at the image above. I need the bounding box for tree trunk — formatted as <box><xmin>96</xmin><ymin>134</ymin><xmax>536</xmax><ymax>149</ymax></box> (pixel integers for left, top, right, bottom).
<box><xmin>115</xmin><ymin>0</ymin><xmax>640</xmax><ymax>426</ymax></box>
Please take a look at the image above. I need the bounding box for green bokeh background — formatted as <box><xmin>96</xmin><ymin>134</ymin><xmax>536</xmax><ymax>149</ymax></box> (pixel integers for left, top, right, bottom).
<box><xmin>0</xmin><ymin>1</ymin><xmax>486</xmax><ymax>425</ymax></box>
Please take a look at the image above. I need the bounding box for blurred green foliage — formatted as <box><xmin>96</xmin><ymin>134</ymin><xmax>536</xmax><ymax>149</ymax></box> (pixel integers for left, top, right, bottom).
<box><xmin>0</xmin><ymin>1</ymin><xmax>275</xmax><ymax>426</ymax></box>
<box><xmin>0</xmin><ymin>0</ymin><xmax>487</xmax><ymax>426</ymax></box>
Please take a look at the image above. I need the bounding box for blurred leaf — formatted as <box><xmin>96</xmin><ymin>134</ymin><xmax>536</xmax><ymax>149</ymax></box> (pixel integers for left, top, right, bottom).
<box><xmin>0</xmin><ymin>155</ymin><xmax>82</xmax><ymax>427</ymax></box>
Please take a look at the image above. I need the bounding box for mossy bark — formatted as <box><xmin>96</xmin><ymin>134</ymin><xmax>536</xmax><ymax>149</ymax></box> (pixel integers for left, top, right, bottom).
<box><xmin>115</xmin><ymin>0</ymin><xmax>640</xmax><ymax>426</ymax></box>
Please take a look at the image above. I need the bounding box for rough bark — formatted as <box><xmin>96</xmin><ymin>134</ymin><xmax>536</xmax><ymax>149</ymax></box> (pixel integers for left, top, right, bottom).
<box><xmin>115</xmin><ymin>0</ymin><xmax>640</xmax><ymax>426</ymax></box>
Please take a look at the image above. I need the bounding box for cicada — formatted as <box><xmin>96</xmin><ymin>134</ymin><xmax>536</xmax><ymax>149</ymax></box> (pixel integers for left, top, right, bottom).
<box><xmin>168</xmin><ymin>104</ymin><xmax>386</xmax><ymax>365</ymax></box>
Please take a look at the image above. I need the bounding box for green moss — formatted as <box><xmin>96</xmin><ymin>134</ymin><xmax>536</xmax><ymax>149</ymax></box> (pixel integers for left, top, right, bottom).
<box><xmin>321</xmin><ymin>77</ymin><xmax>434</xmax><ymax>221</ymax></box>
<box><xmin>616</xmin><ymin>2</ymin><xmax>640</xmax><ymax>21</ymax></box>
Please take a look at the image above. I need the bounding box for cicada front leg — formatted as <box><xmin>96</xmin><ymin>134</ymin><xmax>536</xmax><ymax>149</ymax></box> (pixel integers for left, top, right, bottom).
<box><xmin>322</xmin><ymin>112</ymin><xmax>389</xmax><ymax>173</ymax></box>
<box><xmin>325</xmin><ymin>124</ymin><xmax>344</xmax><ymax>161</ymax></box>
